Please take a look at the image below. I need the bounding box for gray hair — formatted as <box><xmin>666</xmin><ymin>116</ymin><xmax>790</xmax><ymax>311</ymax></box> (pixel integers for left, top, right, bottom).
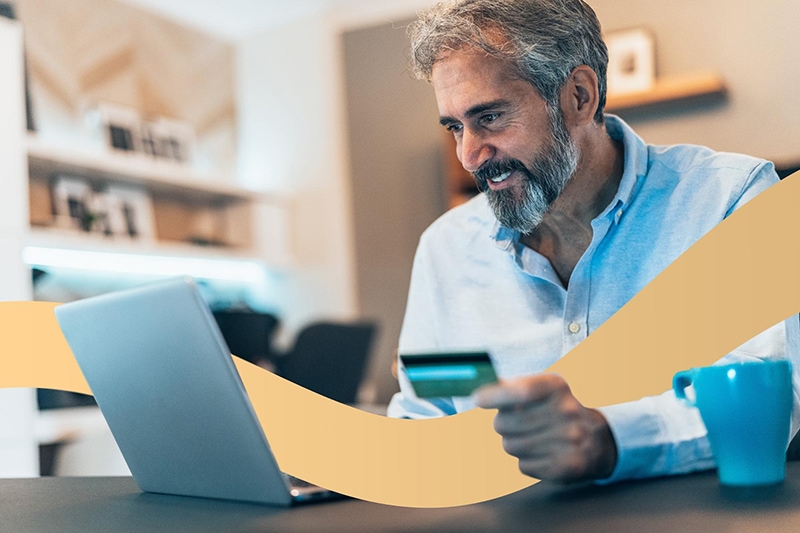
<box><xmin>408</xmin><ymin>0</ymin><xmax>608</xmax><ymax>122</ymax></box>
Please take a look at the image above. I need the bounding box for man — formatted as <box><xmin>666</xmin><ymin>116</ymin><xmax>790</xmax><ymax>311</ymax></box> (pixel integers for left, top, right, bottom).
<box><xmin>387</xmin><ymin>0</ymin><xmax>800</xmax><ymax>483</ymax></box>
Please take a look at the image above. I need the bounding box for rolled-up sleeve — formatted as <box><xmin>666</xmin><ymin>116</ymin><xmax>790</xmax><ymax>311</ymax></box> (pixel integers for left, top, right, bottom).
<box><xmin>597</xmin><ymin>319</ymin><xmax>798</xmax><ymax>483</ymax></box>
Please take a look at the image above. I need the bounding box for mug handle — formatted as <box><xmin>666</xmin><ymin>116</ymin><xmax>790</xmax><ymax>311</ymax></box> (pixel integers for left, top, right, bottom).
<box><xmin>673</xmin><ymin>370</ymin><xmax>697</xmax><ymax>407</ymax></box>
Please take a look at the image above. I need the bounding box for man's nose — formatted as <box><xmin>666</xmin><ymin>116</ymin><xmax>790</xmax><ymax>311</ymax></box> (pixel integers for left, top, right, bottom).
<box><xmin>458</xmin><ymin>129</ymin><xmax>494</xmax><ymax>173</ymax></box>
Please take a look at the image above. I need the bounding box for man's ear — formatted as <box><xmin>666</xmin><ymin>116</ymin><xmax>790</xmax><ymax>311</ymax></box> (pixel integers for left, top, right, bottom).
<box><xmin>560</xmin><ymin>65</ymin><xmax>599</xmax><ymax>127</ymax></box>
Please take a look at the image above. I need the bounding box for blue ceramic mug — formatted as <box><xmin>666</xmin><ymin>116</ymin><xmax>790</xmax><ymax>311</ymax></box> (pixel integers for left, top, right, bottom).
<box><xmin>673</xmin><ymin>360</ymin><xmax>793</xmax><ymax>486</ymax></box>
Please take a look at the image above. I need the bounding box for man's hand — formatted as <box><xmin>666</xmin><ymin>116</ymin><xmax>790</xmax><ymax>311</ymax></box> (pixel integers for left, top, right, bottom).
<box><xmin>474</xmin><ymin>373</ymin><xmax>617</xmax><ymax>483</ymax></box>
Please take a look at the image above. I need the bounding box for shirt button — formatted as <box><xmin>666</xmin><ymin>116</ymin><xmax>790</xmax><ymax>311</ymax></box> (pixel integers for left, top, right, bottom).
<box><xmin>616</xmin><ymin>209</ymin><xmax>623</xmax><ymax>219</ymax></box>
<box><xmin>568</xmin><ymin>322</ymin><xmax>581</xmax><ymax>334</ymax></box>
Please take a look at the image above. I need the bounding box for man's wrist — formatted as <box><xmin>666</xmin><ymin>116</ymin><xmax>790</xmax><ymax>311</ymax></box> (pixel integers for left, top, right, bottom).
<box><xmin>587</xmin><ymin>408</ymin><xmax>618</xmax><ymax>480</ymax></box>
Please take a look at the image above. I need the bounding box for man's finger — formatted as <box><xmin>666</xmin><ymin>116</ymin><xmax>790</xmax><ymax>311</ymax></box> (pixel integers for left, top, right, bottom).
<box><xmin>473</xmin><ymin>373</ymin><xmax>568</xmax><ymax>409</ymax></box>
<box><xmin>492</xmin><ymin>406</ymin><xmax>551</xmax><ymax>435</ymax></box>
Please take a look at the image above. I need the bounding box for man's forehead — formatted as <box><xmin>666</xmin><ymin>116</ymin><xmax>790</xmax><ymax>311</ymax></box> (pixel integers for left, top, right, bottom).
<box><xmin>432</xmin><ymin>47</ymin><xmax>520</xmax><ymax>82</ymax></box>
<box><xmin>431</xmin><ymin>48</ymin><xmax>533</xmax><ymax>117</ymax></box>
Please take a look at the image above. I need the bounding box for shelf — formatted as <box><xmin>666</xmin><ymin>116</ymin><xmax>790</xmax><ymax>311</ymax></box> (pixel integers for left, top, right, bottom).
<box><xmin>25</xmin><ymin>137</ymin><xmax>294</xmax><ymax>265</ymax></box>
<box><xmin>26</xmin><ymin>136</ymin><xmax>263</xmax><ymax>205</ymax></box>
<box><xmin>26</xmin><ymin>227</ymin><xmax>261</xmax><ymax>261</ymax></box>
<box><xmin>24</xmin><ymin>228</ymin><xmax>281</xmax><ymax>282</ymax></box>
<box><xmin>605</xmin><ymin>71</ymin><xmax>727</xmax><ymax>113</ymax></box>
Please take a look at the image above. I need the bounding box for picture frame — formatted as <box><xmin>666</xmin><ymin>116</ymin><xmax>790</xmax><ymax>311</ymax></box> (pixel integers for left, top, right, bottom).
<box><xmin>97</xmin><ymin>102</ymin><xmax>194</xmax><ymax>164</ymax></box>
<box><xmin>99</xmin><ymin>104</ymin><xmax>143</xmax><ymax>154</ymax></box>
<box><xmin>104</xmin><ymin>185</ymin><xmax>157</xmax><ymax>242</ymax></box>
<box><xmin>605</xmin><ymin>27</ymin><xmax>656</xmax><ymax>96</ymax></box>
<box><xmin>143</xmin><ymin>118</ymin><xmax>194</xmax><ymax>163</ymax></box>
<box><xmin>51</xmin><ymin>175</ymin><xmax>93</xmax><ymax>232</ymax></box>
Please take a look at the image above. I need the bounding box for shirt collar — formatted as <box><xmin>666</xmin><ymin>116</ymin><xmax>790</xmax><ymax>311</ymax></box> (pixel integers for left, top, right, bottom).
<box><xmin>604</xmin><ymin>114</ymin><xmax>647</xmax><ymax>211</ymax></box>
<box><xmin>490</xmin><ymin>114</ymin><xmax>648</xmax><ymax>248</ymax></box>
<box><xmin>491</xmin><ymin>223</ymin><xmax>517</xmax><ymax>252</ymax></box>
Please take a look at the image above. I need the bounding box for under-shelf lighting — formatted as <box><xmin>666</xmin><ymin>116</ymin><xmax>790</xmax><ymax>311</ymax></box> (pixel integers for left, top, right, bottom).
<box><xmin>22</xmin><ymin>246</ymin><xmax>267</xmax><ymax>283</ymax></box>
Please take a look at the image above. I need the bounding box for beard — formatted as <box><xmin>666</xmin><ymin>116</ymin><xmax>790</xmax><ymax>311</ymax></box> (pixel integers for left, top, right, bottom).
<box><xmin>473</xmin><ymin>108</ymin><xmax>578</xmax><ymax>234</ymax></box>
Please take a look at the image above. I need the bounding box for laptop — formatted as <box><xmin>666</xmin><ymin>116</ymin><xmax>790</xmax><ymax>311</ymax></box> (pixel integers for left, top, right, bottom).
<box><xmin>54</xmin><ymin>277</ymin><xmax>341</xmax><ymax>506</ymax></box>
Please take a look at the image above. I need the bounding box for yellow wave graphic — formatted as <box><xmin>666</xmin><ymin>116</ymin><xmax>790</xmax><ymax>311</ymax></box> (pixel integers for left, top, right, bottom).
<box><xmin>0</xmin><ymin>170</ymin><xmax>798</xmax><ymax>507</ymax></box>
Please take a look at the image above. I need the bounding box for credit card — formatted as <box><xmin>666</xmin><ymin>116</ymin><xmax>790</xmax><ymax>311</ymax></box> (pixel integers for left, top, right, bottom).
<box><xmin>399</xmin><ymin>351</ymin><xmax>498</xmax><ymax>398</ymax></box>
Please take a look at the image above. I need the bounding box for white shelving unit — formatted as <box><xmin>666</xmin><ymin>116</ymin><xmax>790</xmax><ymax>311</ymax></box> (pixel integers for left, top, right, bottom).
<box><xmin>27</xmin><ymin>137</ymin><xmax>253</xmax><ymax>200</ymax></box>
<box><xmin>0</xmin><ymin>18</ymin><xmax>39</xmax><ymax>478</ymax></box>
<box><xmin>24</xmin><ymin>118</ymin><xmax>296</xmax><ymax>289</ymax></box>
<box><xmin>0</xmin><ymin>18</ymin><xmax>292</xmax><ymax>477</ymax></box>
<box><xmin>27</xmin><ymin>134</ymin><xmax>290</xmax><ymax>270</ymax></box>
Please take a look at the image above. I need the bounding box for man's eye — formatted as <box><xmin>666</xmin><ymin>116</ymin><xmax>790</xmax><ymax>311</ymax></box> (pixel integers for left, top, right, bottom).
<box><xmin>446</xmin><ymin>123</ymin><xmax>463</xmax><ymax>134</ymax></box>
<box><xmin>480</xmin><ymin>113</ymin><xmax>500</xmax><ymax>125</ymax></box>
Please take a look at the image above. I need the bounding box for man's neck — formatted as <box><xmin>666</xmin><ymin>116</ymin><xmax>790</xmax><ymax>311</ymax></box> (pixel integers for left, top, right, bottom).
<box><xmin>520</xmin><ymin>129</ymin><xmax>624</xmax><ymax>287</ymax></box>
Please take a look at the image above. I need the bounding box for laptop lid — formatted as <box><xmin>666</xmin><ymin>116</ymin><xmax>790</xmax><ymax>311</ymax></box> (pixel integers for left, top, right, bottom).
<box><xmin>54</xmin><ymin>277</ymin><xmax>295</xmax><ymax>506</ymax></box>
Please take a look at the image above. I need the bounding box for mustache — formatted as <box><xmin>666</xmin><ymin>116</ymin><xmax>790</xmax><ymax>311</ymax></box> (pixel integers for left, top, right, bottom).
<box><xmin>472</xmin><ymin>159</ymin><xmax>531</xmax><ymax>193</ymax></box>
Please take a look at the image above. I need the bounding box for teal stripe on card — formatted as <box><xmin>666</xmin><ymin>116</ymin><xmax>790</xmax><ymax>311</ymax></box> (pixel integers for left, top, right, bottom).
<box><xmin>406</xmin><ymin>365</ymin><xmax>478</xmax><ymax>381</ymax></box>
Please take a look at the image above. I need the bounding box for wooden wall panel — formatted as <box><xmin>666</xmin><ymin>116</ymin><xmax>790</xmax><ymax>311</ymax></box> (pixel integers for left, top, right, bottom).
<box><xmin>15</xmin><ymin>0</ymin><xmax>235</xmax><ymax>136</ymax></box>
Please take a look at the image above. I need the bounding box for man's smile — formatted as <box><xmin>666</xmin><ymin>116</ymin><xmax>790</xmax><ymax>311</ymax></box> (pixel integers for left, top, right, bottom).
<box><xmin>485</xmin><ymin>169</ymin><xmax>518</xmax><ymax>191</ymax></box>
<box><xmin>490</xmin><ymin>171</ymin><xmax>512</xmax><ymax>184</ymax></box>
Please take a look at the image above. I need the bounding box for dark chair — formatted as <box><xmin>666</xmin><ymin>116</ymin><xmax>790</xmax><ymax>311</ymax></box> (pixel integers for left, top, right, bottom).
<box><xmin>212</xmin><ymin>310</ymin><xmax>281</xmax><ymax>366</ymax></box>
<box><xmin>276</xmin><ymin>321</ymin><xmax>377</xmax><ymax>404</ymax></box>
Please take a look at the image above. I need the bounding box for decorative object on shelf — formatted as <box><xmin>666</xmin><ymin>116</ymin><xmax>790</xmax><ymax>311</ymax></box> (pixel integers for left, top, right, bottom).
<box><xmin>605</xmin><ymin>27</ymin><xmax>656</xmax><ymax>96</ymax></box>
<box><xmin>51</xmin><ymin>175</ymin><xmax>157</xmax><ymax>241</ymax></box>
<box><xmin>51</xmin><ymin>175</ymin><xmax>93</xmax><ymax>232</ymax></box>
<box><xmin>140</xmin><ymin>117</ymin><xmax>194</xmax><ymax>164</ymax></box>
<box><xmin>103</xmin><ymin>184</ymin><xmax>156</xmax><ymax>242</ymax></box>
<box><xmin>29</xmin><ymin>178</ymin><xmax>53</xmax><ymax>227</ymax></box>
<box><xmin>88</xmin><ymin>192</ymin><xmax>115</xmax><ymax>237</ymax></box>
<box><xmin>27</xmin><ymin>136</ymin><xmax>278</xmax><ymax>256</ymax></box>
<box><xmin>99</xmin><ymin>103</ymin><xmax>142</xmax><ymax>154</ymax></box>
<box><xmin>98</xmin><ymin>102</ymin><xmax>194</xmax><ymax>164</ymax></box>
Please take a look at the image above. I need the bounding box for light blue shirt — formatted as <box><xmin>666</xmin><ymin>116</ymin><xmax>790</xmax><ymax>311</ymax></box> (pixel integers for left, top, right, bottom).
<box><xmin>387</xmin><ymin>115</ymin><xmax>800</xmax><ymax>482</ymax></box>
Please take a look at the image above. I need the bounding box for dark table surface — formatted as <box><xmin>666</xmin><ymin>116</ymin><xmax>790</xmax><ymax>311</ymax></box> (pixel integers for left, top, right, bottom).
<box><xmin>4</xmin><ymin>464</ymin><xmax>800</xmax><ymax>533</ymax></box>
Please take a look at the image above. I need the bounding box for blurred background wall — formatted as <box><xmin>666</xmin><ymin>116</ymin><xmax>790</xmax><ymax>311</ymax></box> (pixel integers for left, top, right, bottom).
<box><xmin>4</xmin><ymin>0</ymin><xmax>800</xmax><ymax>417</ymax></box>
